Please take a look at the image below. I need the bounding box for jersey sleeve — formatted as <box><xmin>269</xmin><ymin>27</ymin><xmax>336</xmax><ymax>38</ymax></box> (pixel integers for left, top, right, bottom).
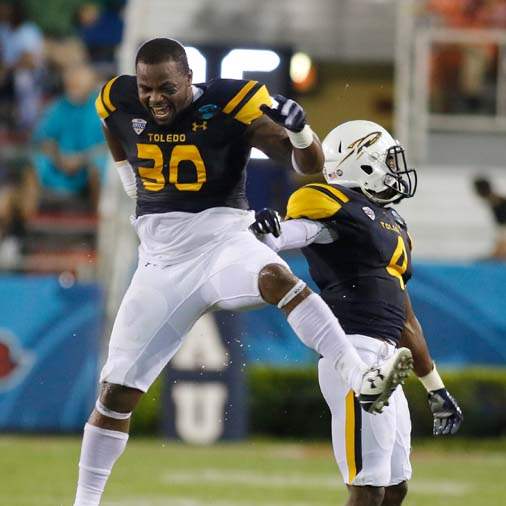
<box><xmin>95</xmin><ymin>75</ymin><xmax>124</xmax><ymax>122</ymax></box>
<box><xmin>285</xmin><ymin>183</ymin><xmax>350</xmax><ymax>221</ymax></box>
<box><xmin>221</xmin><ymin>79</ymin><xmax>272</xmax><ymax>125</ymax></box>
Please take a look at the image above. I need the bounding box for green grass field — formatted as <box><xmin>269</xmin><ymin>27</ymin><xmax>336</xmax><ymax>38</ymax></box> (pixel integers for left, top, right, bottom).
<box><xmin>0</xmin><ymin>437</ymin><xmax>505</xmax><ymax>506</ymax></box>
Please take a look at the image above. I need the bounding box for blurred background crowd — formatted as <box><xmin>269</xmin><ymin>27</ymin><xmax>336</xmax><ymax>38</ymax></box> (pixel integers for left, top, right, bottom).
<box><xmin>0</xmin><ymin>0</ymin><xmax>123</xmax><ymax>272</ymax></box>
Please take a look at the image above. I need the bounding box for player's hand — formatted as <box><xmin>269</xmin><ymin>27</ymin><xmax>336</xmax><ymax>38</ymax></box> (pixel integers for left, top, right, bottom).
<box><xmin>260</xmin><ymin>94</ymin><xmax>306</xmax><ymax>132</ymax></box>
<box><xmin>428</xmin><ymin>388</ymin><xmax>463</xmax><ymax>436</ymax></box>
<box><xmin>249</xmin><ymin>208</ymin><xmax>282</xmax><ymax>238</ymax></box>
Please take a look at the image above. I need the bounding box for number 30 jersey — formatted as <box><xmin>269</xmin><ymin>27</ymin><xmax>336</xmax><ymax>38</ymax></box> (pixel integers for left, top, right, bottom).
<box><xmin>286</xmin><ymin>183</ymin><xmax>413</xmax><ymax>344</ymax></box>
<box><xmin>96</xmin><ymin>75</ymin><xmax>271</xmax><ymax>216</ymax></box>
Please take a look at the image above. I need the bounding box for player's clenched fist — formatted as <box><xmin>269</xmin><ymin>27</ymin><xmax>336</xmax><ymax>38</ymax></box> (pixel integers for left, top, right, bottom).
<box><xmin>260</xmin><ymin>94</ymin><xmax>306</xmax><ymax>132</ymax></box>
<box><xmin>261</xmin><ymin>95</ymin><xmax>315</xmax><ymax>150</ymax></box>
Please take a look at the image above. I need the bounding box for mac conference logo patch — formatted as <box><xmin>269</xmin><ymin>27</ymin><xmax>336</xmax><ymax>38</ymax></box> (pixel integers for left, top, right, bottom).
<box><xmin>131</xmin><ymin>118</ymin><xmax>147</xmax><ymax>135</ymax></box>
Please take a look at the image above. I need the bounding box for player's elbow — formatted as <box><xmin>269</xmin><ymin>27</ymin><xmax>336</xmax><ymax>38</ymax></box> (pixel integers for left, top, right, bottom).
<box><xmin>291</xmin><ymin>147</ymin><xmax>324</xmax><ymax>175</ymax></box>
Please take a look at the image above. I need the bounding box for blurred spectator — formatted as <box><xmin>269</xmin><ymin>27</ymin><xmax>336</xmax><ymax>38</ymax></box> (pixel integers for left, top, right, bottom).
<box><xmin>473</xmin><ymin>176</ymin><xmax>506</xmax><ymax>260</ymax></box>
<box><xmin>75</xmin><ymin>1</ymin><xmax>124</xmax><ymax>67</ymax></box>
<box><xmin>0</xmin><ymin>0</ymin><xmax>44</xmax><ymax>132</ymax></box>
<box><xmin>0</xmin><ymin>156</ymin><xmax>36</xmax><ymax>268</ymax></box>
<box><xmin>31</xmin><ymin>63</ymin><xmax>107</xmax><ymax>213</ymax></box>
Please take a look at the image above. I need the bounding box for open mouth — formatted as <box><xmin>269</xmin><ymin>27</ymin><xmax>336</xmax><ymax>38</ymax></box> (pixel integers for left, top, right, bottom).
<box><xmin>150</xmin><ymin>103</ymin><xmax>173</xmax><ymax>122</ymax></box>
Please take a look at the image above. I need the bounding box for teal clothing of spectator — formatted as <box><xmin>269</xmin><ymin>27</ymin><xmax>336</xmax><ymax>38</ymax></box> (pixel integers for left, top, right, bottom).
<box><xmin>32</xmin><ymin>91</ymin><xmax>107</xmax><ymax>194</ymax></box>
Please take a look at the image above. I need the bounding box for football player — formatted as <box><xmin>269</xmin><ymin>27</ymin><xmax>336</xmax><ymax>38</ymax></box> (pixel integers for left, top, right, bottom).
<box><xmin>251</xmin><ymin>120</ymin><xmax>463</xmax><ymax>506</ymax></box>
<box><xmin>72</xmin><ymin>40</ymin><xmax>413</xmax><ymax>506</ymax></box>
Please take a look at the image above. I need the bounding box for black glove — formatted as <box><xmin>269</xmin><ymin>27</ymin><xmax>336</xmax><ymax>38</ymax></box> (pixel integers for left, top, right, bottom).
<box><xmin>260</xmin><ymin>94</ymin><xmax>306</xmax><ymax>132</ymax></box>
<box><xmin>249</xmin><ymin>208</ymin><xmax>281</xmax><ymax>238</ymax></box>
<box><xmin>428</xmin><ymin>388</ymin><xmax>463</xmax><ymax>436</ymax></box>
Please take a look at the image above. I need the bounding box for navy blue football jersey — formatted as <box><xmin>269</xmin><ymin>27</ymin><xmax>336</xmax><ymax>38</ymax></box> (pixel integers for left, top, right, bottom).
<box><xmin>96</xmin><ymin>76</ymin><xmax>272</xmax><ymax>215</ymax></box>
<box><xmin>286</xmin><ymin>183</ymin><xmax>413</xmax><ymax>343</ymax></box>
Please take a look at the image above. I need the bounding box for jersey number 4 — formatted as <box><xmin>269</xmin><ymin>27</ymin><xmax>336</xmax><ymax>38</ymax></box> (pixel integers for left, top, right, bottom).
<box><xmin>137</xmin><ymin>144</ymin><xmax>206</xmax><ymax>192</ymax></box>
<box><xmin>386</xmin><ymin>236</ymin><xmax>408</xmax><ymax>290</ymax></box>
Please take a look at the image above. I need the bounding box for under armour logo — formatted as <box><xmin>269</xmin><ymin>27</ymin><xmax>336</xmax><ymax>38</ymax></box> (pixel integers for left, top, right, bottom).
<box><xmin>192</xmin><ymin>121</ymin><xmax>208</xmax><ymax>132</ymax></box>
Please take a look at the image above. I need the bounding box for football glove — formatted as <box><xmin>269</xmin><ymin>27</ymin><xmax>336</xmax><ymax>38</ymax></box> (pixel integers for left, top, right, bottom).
<box><xmin>428</xmin><ymin>388</ymin><xmax>463</xmax><ymax>436</ymax></box>
<box><xmin>260</xmin><ymin>94</ymin><xmax>306</xmax><ymax>132</ymax></box>
<box><xmin>249</xmin><ymin>208</ymin><xmax>281</xmax><ymax>238</ymax></box>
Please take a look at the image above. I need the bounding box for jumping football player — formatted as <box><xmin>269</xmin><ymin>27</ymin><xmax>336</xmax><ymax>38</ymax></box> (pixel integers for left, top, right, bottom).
<box><xmin>72</xmin><ymin>40</ymin><xmax>413</xmax><ymax>506</ymax></box>
<box><xmin>251</xmin><ymin>120</ymin><xmax>463</xmax><ymax>506</ymax></box>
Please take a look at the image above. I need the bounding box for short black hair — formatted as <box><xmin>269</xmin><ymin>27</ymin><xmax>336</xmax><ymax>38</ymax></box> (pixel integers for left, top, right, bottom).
<box><xmin>135</xmin><ymin>38</ymin><xmax>189</xmax><ymax>73</ymax></box>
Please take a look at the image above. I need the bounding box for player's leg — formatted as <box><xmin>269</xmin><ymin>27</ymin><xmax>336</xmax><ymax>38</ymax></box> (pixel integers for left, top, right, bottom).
<box><xmin>381</xmin><ymin>482</ymin><xmax>408</xmax><ymax>506</ymax></box>
<box><xmin>73</xmin><ymin>261</ymin><xmax>208</xmax><ymax>506</ymax></box>
<box><xmin>258</xmin><ymin>262</ymin><xmax>368</xmax><ymax>395</ymax></box>
<box><xmin>318</xmin><ymin>337</ymin><xmax>400</xmax><ymax>505</ymax></box>
<box><xmin>258</xmin><ymin>262</ymin><xmax>413</xmax><ymax>412</ymax></box>
<box><xmin>204</xmin><ymin>232</ymin><xmax>412</xmax><ymax>412</ymax></box>
<box><xmin>346</xmin><ymin>485</ymin><xmax>385</xmax><ymax>506</ymax></box>
<box><xmin>383</xmin><ymin>386</ymin><xmax>412</xmax><ymax>506</ymax></box>
<box><xmin>202</xmin><ymin>233</ymin><xmax>366</xmax><ymax>391</ymax></box>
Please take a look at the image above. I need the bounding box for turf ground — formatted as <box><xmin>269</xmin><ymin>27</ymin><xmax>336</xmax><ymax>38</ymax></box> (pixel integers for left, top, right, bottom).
<box><xmin>0</xmin><ymin>437</ymin><xmax>504</xmax><ymax>506</ymax></box>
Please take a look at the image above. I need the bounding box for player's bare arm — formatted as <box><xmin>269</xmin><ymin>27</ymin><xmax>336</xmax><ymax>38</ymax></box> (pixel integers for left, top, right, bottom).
<box><xmin>102</xmin><ymin>125</ymin><xmax>137</xmax><ymax>199</ymax></box>
<box><xmin>102</xmin><ymin>124</ymin><xmax>127</xmax><ymax>161</ymax></box>
<box><xmin>399</xmin><ymin>290</ymin><xmax>433</xmax><ymax>377</ymax></box>
<box><xmin>400</xmin><ymin>290</ymin><xmax>463</xmax><ymax>436</ymax></box>
<box><xmin>246</xmin><ymin>95</ymin><xmax>324</xmax><ymax>174</ymax></box>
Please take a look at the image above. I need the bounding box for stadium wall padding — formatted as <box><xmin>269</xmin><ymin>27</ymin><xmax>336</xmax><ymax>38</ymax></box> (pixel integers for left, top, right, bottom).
<box><xmin>0</xmin><ymin>275</ymin><xmax>103</xmax><ymax>432</ymax></box>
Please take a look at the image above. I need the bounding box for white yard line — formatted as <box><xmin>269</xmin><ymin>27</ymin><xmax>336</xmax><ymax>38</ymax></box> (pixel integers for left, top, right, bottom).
<box><xmin>160</xmin><ymin>469</ymin><xmax>474</xmax><ymax>496</ymax></box>
<box><xmin>105</xmin><ymin>498</ymin><xmax>318</xmax><ymax>506</ymax></box>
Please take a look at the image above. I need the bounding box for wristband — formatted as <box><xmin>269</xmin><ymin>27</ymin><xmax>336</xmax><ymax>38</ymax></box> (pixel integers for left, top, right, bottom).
<box><xmin>286</xmin><ymin>124</ymin><xmax>314</xmax><ymax>149</ymax></box>
<box><xmin>115</xmin><ymin>160</ymin><xmax>137</xmax><ymax>199</ymax></box>
<box><xmin>419</xmin><ymin>363</ymin><xmax>445</xmax><ymax>392</ymax></box>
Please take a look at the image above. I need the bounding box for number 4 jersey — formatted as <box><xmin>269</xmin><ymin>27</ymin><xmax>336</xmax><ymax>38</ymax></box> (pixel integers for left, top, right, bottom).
<box><xmin>96</xmin><ymin>75</ymin><xmax>272</xmax><ymax>216</ymax></box>
<box><xmin>286</xmin><ymin>183</ymin><xmax>413</xmax><ymax>344</ymax></box>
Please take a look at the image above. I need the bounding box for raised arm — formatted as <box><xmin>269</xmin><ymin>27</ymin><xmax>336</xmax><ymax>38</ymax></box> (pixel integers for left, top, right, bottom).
<box><xmin>400</xmin><ymin>290</ymin><xmax>463</xmax><ymax>435</ymax></box>
<box><xmin>245</xmin><ymin>95</ymin><xmax>324</xmax><ymax>175</ymax></box>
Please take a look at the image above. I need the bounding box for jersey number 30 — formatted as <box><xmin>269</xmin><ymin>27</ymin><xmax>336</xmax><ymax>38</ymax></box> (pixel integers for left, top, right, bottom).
<box><xmin>137</xmin><ymin>144</ymin><xmax>206</xmax><ymax>192</ymax></box>
<box><xmin>386</xmin><ymin>236</ymin><xmax>408</xmax><ymax>290</ymax></box>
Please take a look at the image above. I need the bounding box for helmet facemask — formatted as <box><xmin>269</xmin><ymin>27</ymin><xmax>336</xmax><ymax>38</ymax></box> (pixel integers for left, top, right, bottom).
<box><xmin>361</xmin><ymin>145</ymin><xmax>417</xmax><ymax>204</ymax></box>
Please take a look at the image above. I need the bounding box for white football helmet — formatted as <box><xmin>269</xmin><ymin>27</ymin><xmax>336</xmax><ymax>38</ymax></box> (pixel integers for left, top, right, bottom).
<box><xmin>322</xmin><ymin>120</ymin><xmax>417</xmax><ymax>204</ymax></box>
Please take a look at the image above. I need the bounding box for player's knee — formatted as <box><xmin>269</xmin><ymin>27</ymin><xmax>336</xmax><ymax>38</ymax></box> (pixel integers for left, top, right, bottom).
<box><xmin>98</xmin><ymin>382</ymin><xmax>144</xmax><ymax>414</ymax></box>
<box><xmin>258</xmin><ymin>263</ymin><xmax>299</xmax><ymax>305</ymax></box>
<box><xmin>349</xmin><ymin>485</ymin><xmax>385</xmax><ymax>506</ymax></box>
<box><xmin>382</xmin><ymin>482</ymin><xmax>408</xmax><ymax>506</ymax></box>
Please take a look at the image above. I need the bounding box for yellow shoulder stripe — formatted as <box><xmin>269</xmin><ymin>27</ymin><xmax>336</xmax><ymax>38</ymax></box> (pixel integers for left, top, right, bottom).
<box><xmin>286</xmin><ymin>186</ymin><xmax>342</xmax><ymax>220</ymax></box>
<box><xmin>234</xmin><ymin>84</ymin><xmax>271</xmax><ymax>125</ymax></box>
<box><xmin>102</xmin><ymin>76</ymin><xmax>119</xmax><ymax>112</ymax></box>
<box><xmin>95</xmin><ymin>94</ymin><xmax>109</xmax><ymax>119</ymax></box>
<box><xmin>223</xmin><ymin>80</ymin><xmax>257</xmax><ymax>114</ymax></box>
<box><xmin>95</xmin><ymin>76</ymin><xmax>119</xmax><ymax>120</ymax></box>
<box><xmin>306</xmin><ymin>183</ymin><xmax>350</xmax><ymax>203</ymax></box>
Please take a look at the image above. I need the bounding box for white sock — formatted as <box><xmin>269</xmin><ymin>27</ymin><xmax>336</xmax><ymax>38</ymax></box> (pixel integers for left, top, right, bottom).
<box><xmin>287</xmin><ymin>293</ymin><xmax>367</xmax><ymax>393</ymax></box>
<box><xmin>73</xmin><ymin>423</ymin><xmax>129</xmax><ymax>506</ymax></box>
